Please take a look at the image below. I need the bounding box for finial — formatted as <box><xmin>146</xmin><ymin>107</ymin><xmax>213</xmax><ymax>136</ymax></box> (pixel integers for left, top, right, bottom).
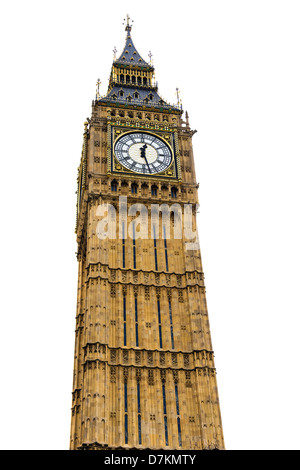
<box><xmin>152</xmin><ymin>69</ymin><xmax>156</xmax><ymax>87</ymax></box>
<box><xmin>96</xmin><ymin>78</ymin><xmax>101</xmax><ymax>100</ymax></box>
<box><xmin>176</xmin><ymin>88</ymin><xmax>181</xmax><ymax>105</ymax></box>
<box><xmin>148</xmin><ymin>50</ymin><xmax>153</xmax><ymax>65</ymax></box>
<box><xmin>185</xmin><ymin>111</ymin><xmax>190</xmax><ymax>127</ymax></box>
<box><xmin>123</xmin><ymin>14</ymin><xmax>134</xmax><ymax>34</ymax></box>
<box><xmin>113</xmin><ymin>47</ymin><xmax>117</xmax><ymax>61</ymax></box>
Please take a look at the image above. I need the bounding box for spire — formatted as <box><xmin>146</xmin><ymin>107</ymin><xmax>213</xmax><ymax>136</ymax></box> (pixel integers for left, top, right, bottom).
<box><xmin>97</xmin><ymin>17</ymin><xmax>183</xmax><ymax>113</ymax></box>
<box><xmin>115</xmin><ymin>14</ymin><xmax>149</xmax><ymax>67</ymax></box>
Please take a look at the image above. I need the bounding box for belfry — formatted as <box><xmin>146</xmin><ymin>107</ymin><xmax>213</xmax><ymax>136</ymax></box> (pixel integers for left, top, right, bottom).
<box><xmin>70</xmin><ymin>17</ymin><xmax>225</xmax><ymax>450</ymax></box>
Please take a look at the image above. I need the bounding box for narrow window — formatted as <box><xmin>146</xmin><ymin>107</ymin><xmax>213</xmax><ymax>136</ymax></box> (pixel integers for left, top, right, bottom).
<box><xmin>157</xmin><ymin>299</ymin><xmax>162</xmax><ymax>348</ymax></box>
<box><xmin>168</xmin><ymin>299</ymin><xmax>175</xmax><ymax>349</ymax></box>
<box><xmin>124</xmin><ymin>382</ymin><xmax>128</xmax><ymax>444</ymax></box>
<box><xmin>133</xmin><ymin>221</ymin><xmax>136</xmax><ymax>269</ymax></box>
<box><xmin>162</xmin><ymin>384</ymin><xmax>169</xmax><ymax>446</ymax></box>
<box><xmin>111</xmin><ymin>180</ymin><xmax>118</xmax><ymax>192</ymax></box>
<box><xmin>131</xmin><ymin>183</ymin><xmax>138</xmax><ymax>194</ymax></box>
<box><xmin>122</xmin><ymin>221</ymin><xmax>125</xmax><ymax>268</ymax></box>
<box><xmin>123</xmin><ymin>295</ymin><xmax>127</xmax><ymax>346</ymax></box>
<box><xmin>153</xmin><ymin>224</ymin><xmax>158</xmax><ymax>271</ymax></box>
<box><xmin>171</xmin><ymin>187</ymin><xmax>178</xmax><ymax>198</ymax></box>
<box><xmin>151</xmin><ymin>185</ymin><xmax>157</xmax><ymax>196</ymax></box>
<box><xmin>124</xmin><ymin>381</ymin><xmax>128</xmax><ymax>412</ymax></box>
<box><xmin>175</xmin><ymin>384</ymin><xmax>182</xmax><ymax>447</ymax></box>
<box><xmin>138</xmin><ymin>415</ymin><xmax>142</xmax><ymax>445</ymax></box>
<box><xmin>135</xmin><ymin>295</ymin><xmax>139</xmax><ymax>347</ymax></box>
<box><xmin>177</xmin><ymin>417</ymin><xmax>182</xmax><ymax>447</ymax></box>
<box><xmin>163</xmin><ymin>225</ymin><xmax>169</xmax><ymax>271</ymax></box>
<box><xmin>137</xmin><ymin>382</ymin><xmax>142</xmax><ymax>445</ymax></box>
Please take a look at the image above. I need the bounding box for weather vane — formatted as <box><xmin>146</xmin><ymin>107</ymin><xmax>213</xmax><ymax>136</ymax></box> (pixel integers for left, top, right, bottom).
<box><xmin>123</xmin><ymin>14</ymin><xmax>134</xmax><ymax>33</ymax></box>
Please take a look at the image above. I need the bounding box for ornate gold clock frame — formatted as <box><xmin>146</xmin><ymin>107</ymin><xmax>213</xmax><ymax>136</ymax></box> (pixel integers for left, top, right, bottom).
<box><xmin>107</xmin><ymin>112</ymin><xmax>182</xmax><ymax>182</ymax></box>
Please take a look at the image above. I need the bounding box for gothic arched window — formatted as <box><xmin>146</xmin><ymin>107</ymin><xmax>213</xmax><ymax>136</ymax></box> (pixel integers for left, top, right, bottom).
<box><xmin>131</xmin><ymin>183</ymin><xmax>138</xmax><ymax>194</ymax></box>
<box><xmin>171</xmin><ymin>187</ymin><xmax>178</xmax><ymax>198</ymax></box>
<box><xmin>111</xmin><ymin>180</ymin><xmax>118</xmax><ymax>192</ymax></box>
<box><xmin>151</xmin><ymin>185</ymin><xmax>158</xmax><ymax>196</ymax></box>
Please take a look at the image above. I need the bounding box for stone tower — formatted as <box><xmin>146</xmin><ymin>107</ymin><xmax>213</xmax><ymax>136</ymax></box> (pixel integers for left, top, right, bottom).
<box><xmin>70</xmin><ymin>17</ymin><xmax>225</xmax><ymax>451</ymax></box>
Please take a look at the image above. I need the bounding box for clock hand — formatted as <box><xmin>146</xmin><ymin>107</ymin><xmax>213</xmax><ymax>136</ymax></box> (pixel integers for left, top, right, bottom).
<box><xmin>140</xmin><ymin>144</ymin><xmax>147</xmax><ymax>159</ymax></box>
<box><xmin>144</xmin><ymin>156</ymin><xmax>151</xmax><ymax>174</ymax></box>
<box><xmin>140</xmin><ymin>144</ymin><xmax>151</xmax><ymax>173</ymax></box>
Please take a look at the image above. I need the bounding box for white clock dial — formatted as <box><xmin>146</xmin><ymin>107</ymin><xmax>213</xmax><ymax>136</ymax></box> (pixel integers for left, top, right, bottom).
<box><xmin>114</xmin><ymin>132</ymin><xmax>172</xmax><ymax>174</ymax></box>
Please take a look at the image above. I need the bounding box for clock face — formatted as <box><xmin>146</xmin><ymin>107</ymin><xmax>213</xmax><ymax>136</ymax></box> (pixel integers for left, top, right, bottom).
<box><xmin>114</xmin><ymin>132</ymin><xmax>172</xmax><ymax>174</ymax></box>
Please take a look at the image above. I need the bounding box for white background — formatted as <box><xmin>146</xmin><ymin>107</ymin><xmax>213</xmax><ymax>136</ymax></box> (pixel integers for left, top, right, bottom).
<box><xmin>0</xmin><ymin>0</ymin><xmax>299</xmax><ymax>450</ymax></box>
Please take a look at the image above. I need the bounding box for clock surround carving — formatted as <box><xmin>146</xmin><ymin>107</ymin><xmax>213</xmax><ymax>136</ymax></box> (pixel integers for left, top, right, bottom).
<box><xmin>109</xmin><ymin>124</ymin><xmax>180</xmax><ymax>180</ymax></box>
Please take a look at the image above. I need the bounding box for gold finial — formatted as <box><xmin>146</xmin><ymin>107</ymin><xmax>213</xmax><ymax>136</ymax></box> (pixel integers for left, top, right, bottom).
<box><xmin>176</xmin><ymin>88</ymin><xmax>182</xmax><ymax>108</ymax></box>
<box><xmin>123</xmin><ymin>14</ymin><xmax>134</xmax><ymax>33</ymax></box>
<box><xmin>148</xmin><ymin>50</ymin><xmax>153</xmax><ymax>65</ymax></box>
<box><xmin>152</xmin><ymin>69</ymin><xmax>156</xmax><ymax>87</ymax></box>
<box><xmin>96</xmin><ymin>78</ymin><xmax>101</xmax><ymax>100</ymax></box>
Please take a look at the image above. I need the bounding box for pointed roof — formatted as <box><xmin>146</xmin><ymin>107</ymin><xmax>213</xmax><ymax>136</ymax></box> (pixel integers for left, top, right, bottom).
<box><xmin>103</xmin><ymin>86</ymin><xmax>173</xmax><ymax>110</ymax></box>
<box><xmin>97</xmin><ymin>17</ymin><xmax>182</xmax><ymax>113</ymax></box>
<box><xmin>114</xmin><ymin>16</ymin><xmax>150</xmax><ymax>68</ymax></box>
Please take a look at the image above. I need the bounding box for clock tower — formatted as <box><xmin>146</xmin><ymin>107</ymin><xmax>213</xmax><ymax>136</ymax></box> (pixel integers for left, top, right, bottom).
<box><xmin>70</xmin><ymin>17</ymin><xmax>225</xmax><ymax>451</ymax></box>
